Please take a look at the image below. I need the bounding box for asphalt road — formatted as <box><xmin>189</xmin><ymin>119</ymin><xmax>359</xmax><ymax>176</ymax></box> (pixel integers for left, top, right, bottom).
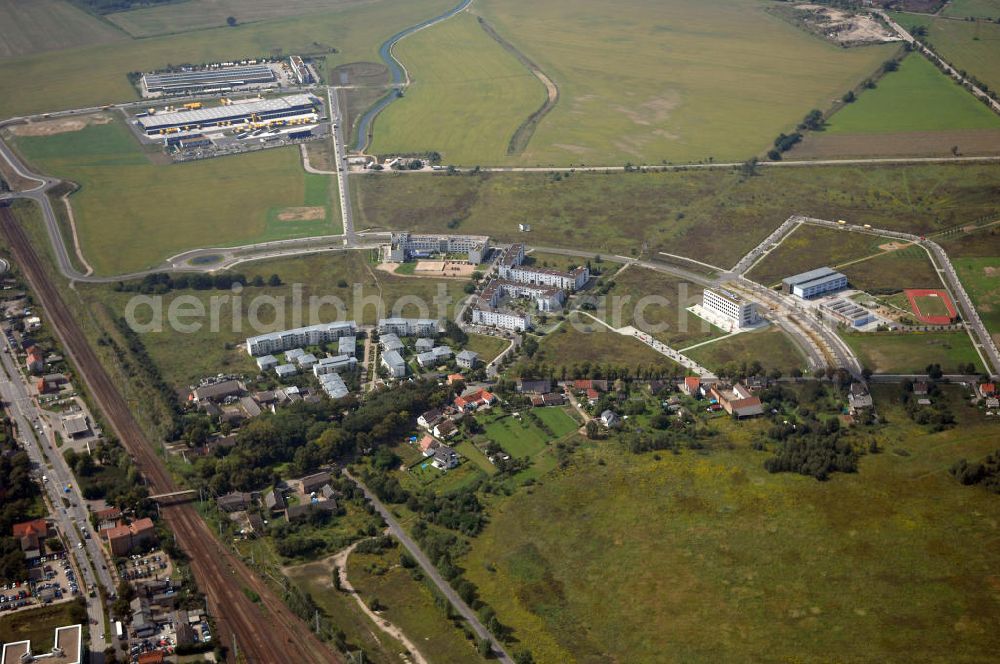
<box><xmin>0</xmin><ymin>338</ymin><xmax>112</xmax><ymax>662</ymax></box>
<box><xmin>344</xmin><ymin>469</ymin><xmax>515</xmax><ymax>664</ymax></box>
<box><xmin>327</xmin><ymin>87</ymin><xmax>356</xmax><ymax>247</ymax></box>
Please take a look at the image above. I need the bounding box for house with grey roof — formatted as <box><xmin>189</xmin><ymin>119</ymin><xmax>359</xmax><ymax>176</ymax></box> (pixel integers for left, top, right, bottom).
<box><xmin>379</xmin><ymin>333</ymin><xmax>404</xmax><ymax>353</ymax></box>
<box><xmin>431</xmin><ymin>445</ymin><xmax>459</xmax><ymax>470</ymax></box>
<box><xmin>338</xmin><ymin>336</ymin><xmax>357</xmax><ymax>357</ymax></box>
<box><xmin>263</xmin><ymin>489</ymin><xmax>286</xmax><ymax>514</ymax></box>
<box><xmin>456</xmin><ymin>350</ymin><xmax>479</xmax><ymax>369</ymax></box>
<box><xmin>284</xmin><ymin>348</ymin><xmax>306</xmax><ymax>363</ymax></box>
<box><xmin>296</xmin><ymin>353</ymin><xmax>318</xmax><ymax>369</ymax></box>
<box><xmin>415</xmin><ymin>338</ymin><xmax>434</xmax><ymax>352</ymax></box>
<box><xmin>275</xmin><ymin>364</ymin><xmax>298</xmax><ymax>379</ymax></box>
<box><xmin>256</xmin><ymin>355</ymin><xmax>278</xmax><ymax>372</ymax></box>
<box><xmin>381</xmin><ymin>350</ymin><xmax>406</xmax><ymax>378</ymax></box>
<box><xmin>313</xmin><ymin>354</ymin><xmax>358</xmax><ymax>376</ymax></box>
<box><xmin>416</xmin><ymin>346</ymin><xmax>453</xmax><ymax>368</ymax></box>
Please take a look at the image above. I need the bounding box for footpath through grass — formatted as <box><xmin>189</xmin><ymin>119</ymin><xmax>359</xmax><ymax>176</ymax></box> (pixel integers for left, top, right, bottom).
<box><xmin>462</xmin><ymin>386</ymin><xmax>1000</xmax><ymax>663</ymax></box>
<box><xmin>826</xmin><ymin>53</ymin><xmax>1000</xmax><ymax>134</ymax></box>
<box><xmin>10</xmin><ymin>118</ymin><xmax>338</xmax><ymax>275</ymax></box>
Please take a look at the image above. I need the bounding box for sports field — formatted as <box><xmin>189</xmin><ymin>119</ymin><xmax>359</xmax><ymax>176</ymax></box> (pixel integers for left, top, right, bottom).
<box><xmin>906</xmin><ymin>288</ymin><xmax>957</xmax><ymax>323</ymax></box>
<box><xmin>840</xmin><ymin>330</ymin><xmax>983</xmax><ymax>374</ymax></box>
<box><xmin>826</xmin><ymin>53</ymin><xmax>1000</xmax><ymax>133</ymax></box>
<box><xmin>105</xmin><ymin>0</ymin><xmax>365</xmax><ymax>37</ymax></box>
<box><xmin>458</xmin><ymin>0</ymin><xmax>896</xmax><ymax>165</ymax></box>
<box><xmin>9</xmin><ymin>117</ymin><xmax>338</xmax><ymax>275</ymax></box>
<box><xmin>368</xmin><ymin>12</ymin><xmax>546</xmax><ymax>164</ymax></box>
<box><xmin>0</xmin><ymin>0</ymin><xmax>453</xmax><ymax>118</ymax></box>
<box><xmin>953</xmin><ymin>256</ymin><xmax>1000</xmax><ymax>344</ymax></box>
<box><xmin>941</xmin><ymin>0</ymin><xmax>1000</xmax><ymax>18</ymax></box>
<box><xmin>353</xmin><ymin>164</ymin><xmax>1000</xmax><ymax>269</ymax></box>
<box><xmin>0</xmin><ymin>0</ymin><xmax>125</xmax><ymax>58</ymax></box>
<box><xmin>896</xmin><ymin>12</ymin><xmax>1000</xmax><ymax>94</ymax></box>
<box><xmin>461</xmin><ymin>385</ymin><xmax>1000</xmax><ymax>663</ymax></box>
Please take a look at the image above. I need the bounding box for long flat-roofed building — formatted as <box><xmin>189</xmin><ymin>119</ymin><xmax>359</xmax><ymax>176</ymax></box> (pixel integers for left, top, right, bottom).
<box><xmin>387</xmin><ymin>232</ymin><xmax>490</xmax><ymax>264</ymax></box>
<box><xmin>472</xmin><ymin>307</ymin><xmax>530</xmax><ymax>332</ymax></box>
<box><xmin>378</xmin><ymin>318</ymin><xmax>439</xmax><ymax>337</ymax></box>
<box><xmin>246</xmin><ymin>321</ymin><xmax>357</xmax><ymax>356</ymax></box>
<box><xmin>1</xmin><ymin>624</ymin><xmax>82</xmax><ymax>664</ymax></box>
<box><xmin>137</xmin><ymin>94</ymin><xmax>321</xmax><ymax>135</ymax></box>
<box><xmin>496</xmin><ymin>243</ymin><xmax>589</xmax><ymax>291</ymax></box>
<box><xmin>142</xmin><ymin>64</ymin><xmax>276</xmax><ymax>94</ymax></box>
<box><xmin>782</xmin><ymin>267</ymin><xmax>848</xmax><ymax>299</ymax></box>
<box><xmin>702</xmin><ymin>288</ymin><xmax>759</xmax><ymax>330</ymax></box>
<box><xmin>821</xmin><ymin>299</ymin><xmax>876</xmax><ymax>328</ymax></box>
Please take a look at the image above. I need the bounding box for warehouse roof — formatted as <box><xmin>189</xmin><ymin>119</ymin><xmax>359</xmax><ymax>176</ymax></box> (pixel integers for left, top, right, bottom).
<box><xmin>138</xmin><ymin>94</ymin><xmax>318</xmax><ymax>130</ymax></box>
<box><xmin>782</xmin><ymin>266</ymin><xmax>837</xmax><ymax>287</ymax></box>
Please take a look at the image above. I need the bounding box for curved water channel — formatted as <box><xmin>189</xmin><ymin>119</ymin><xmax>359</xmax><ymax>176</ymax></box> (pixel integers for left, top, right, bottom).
<box><xmin>353</xmin><ymin>0</ymin><xmax>473</xmax><ymax>152</ymax></box>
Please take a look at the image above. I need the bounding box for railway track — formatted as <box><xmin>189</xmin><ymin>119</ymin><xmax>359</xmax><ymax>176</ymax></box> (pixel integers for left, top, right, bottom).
<box><xmin>0</xmin><ymin>206</ymin><xmax>339</xmax><ymax>664</ymax></box>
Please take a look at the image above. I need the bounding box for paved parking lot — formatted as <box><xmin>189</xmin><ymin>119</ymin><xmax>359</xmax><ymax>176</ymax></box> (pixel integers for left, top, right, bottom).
<box><xmin>0</xmin><ymin>550</ymin><xmax>81</xmax><ymax>614</ymax></box>
<box><xmin>117</xmin><ymin>549</ymin><xmax>172</xmax><ymax>583</ymax></box>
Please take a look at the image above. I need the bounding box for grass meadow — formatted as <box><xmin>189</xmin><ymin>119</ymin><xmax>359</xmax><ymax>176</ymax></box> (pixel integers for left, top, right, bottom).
<box><xmin>369</xmin><ymin>12</ymin><xmax>546</xmax><ymax>164</ymax></box>
<box><xmin>684</xmin><ymin>326</ymin><xmax>808</xmax><ymax>375</ymax></box>
<box><xmin>941</xmin><ymin>0</ymin><xmax>1000</xmax><ymax>20</ymax></box>
<box><xmin>346</xmin><ymin>547</ymin><xmax>487</xmax><ymax>663</ymax></box>
<box><xmin>104</xmin><ymin>0</ymin><xmax>369</xmax><ymax>37</ymax></box>
<box><xmin>463</xmin><ymin>333</ymin><xmax>509</xmax><ymax>363</ymax></box>
<box><xmin>482</xmin><ymin>408</ymin><xmax>577</xmax><ymax>458</ymax></box>
<box><xmin>79</xmin><ymin>251</ymin><xmax>471</xmax><ymax>391</ymax></box>
<box><xmin>463</xmin><ymin>0</ymin><xmax>895</xmax><ymax>165</ymax></box>
<box><xmin>0</xmin><ymin>0</ymin><xmax>125</xmax><ymax>58</ymax></box>
<box><xmin>826</xmin><ymin>53</ymin><xmax>1000</xmax><ymax>133</ymax></box>
<box><xmin>746</xmin><ymin>224</ymin><xmax>885</xmax><ymax>287</ymax></box>
<box><xmin>840</xmin><ymin>330</ymin><xmax>984</xmax><ymax>373</ymax></box>
<box><xmin>9</xmin><ymin>117</ymin><xmax>338</xmax><ymax>275</ymax></box>
<box><xmin>461</xmin><ymin>384</ymin><xmax>1000</xmax><ymax>663</ymax></box>
<box><xmin>896</xmin><ymin>12</ymin><xmax>1000</xmax><ymax>94</ymax></box>
<box><xmin>0</xmin><ymin>602</ymin><xmax>87</xmax><ymax>652</ymax></box>
<box><xmin>0</xmin><ymin>0</ymin><xmax>453</xmax><ymax>117</ymax></box>
<box><xmin>352</xmin><ymin>164</ymin><xmax>1000</xmax><ymax>268</ymax></box>
<box><xmin>838</xmin><ymin>244</ymin><xmax>944</xmax><ymax>292</ymax></box>
<box><xmin>519</xmin><ymin>314</ymin><xmax>684</xmax><ymax>377</ymax></box>
<box><xmin>953</xmin><ymin>256</ymin><xmax>1000</xmax><ymax>343</ymax></box>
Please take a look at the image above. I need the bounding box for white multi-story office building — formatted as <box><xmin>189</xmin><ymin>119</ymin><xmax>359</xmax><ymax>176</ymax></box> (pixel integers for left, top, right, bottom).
<box><xmin>702</xmin><ymin>289</ymin><xmax>759</xmax><ymax>330</ymax></box>
<box><xmin>782</xmin><ymin>267</ymin><xmax>848</xmax><ymax>299</ymax></box>
<box><xmin>387</xmin><ymin>232</ymin><xmax>490</xmax><ymax>264</ymax></box>
<box><xmin>246</xmin><ymin>321</ymin><xmax>357</xmax><ymax>356</ymax></box>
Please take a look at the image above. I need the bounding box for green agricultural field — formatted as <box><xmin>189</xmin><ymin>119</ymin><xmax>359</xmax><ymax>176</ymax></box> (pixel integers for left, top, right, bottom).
<box><xmin>0</xmin><ymin>0</ymin><xmax>125</xmax><ymax>58</ymax></box>
<box><xmin>369</xmin><ymin>12</ymin><xmax>545</xmax><ymax>164</ymax></box>
<box><xmin>0</xmin><ymin>0</ymin><xmax>453</xmax><ymax>118</ymax></box>
<box><xmin>941</xmin><ymin>0</ymin><xmax>1000</xmax><ymax>19</ymax></box>
<box><xmin>840</xmin><ymin>330</ymin><xmax>984</xmax><ymax>374</ymax></box>
<box><xmin>826</xmin><ymin>53</ymin><xmax>1000</xmax><ymax>133</ymax></box>
<box><xmin>747</xmin><ymin>224</ymin><xmax>883</xmax><ymax>287</ymax></box>
<box><xmin>684</xmin><ymin>326</ymin><xmax>808</xmax><ymax>375</ymax></box>
<box><xmin>461</xmin><ymin>385</ymin><xmax>1000</xmax><ymax>663</ymax></box>
<box><xmin>78</xmin><ymin>251</ymin><xmax>470</xmax><ymax>390</ymax></box>
<box><xmin>8</xmin><ymin>117</ymin><xmax>338</xmax><ymax>275</ymax></box>
<box><xmin>953</xmin><ymin>256</ymin><xmax>1000</xmax><ymax>344</ymax></box>
<box><xmin>346</xmin><ymin>547</ymin><xmax>486</xmax><ymax>663</ymax></box>
<box><xmin>839</xmin><ymin>244</ymin><xmax>944</xmax><ymax>293</ymax></box>
<box><xmin>353</xmin><ymin>164</ymin><xmax>1000</xmax><ymax>268</ymax></box>
<box><xmin>517</xmin><ymin>314</ymin><xmax>684</xmax><ymax>378</ymax></box>
<box><xmin>600</xmin><ymin>265</ymin><xmax>723</xmax><ymax>347</ymax></box>
<box><xmin>896</xmin><ymin>12</ymin><xmax>1000</xmax><ymax>94</ymax></box>
<box><xmin>458</xmin><ymin>0</ymin><xmax>897</xmax><ymax>165</ymax></box>
<box><xmin>105</xmin><ymin>0</ymin><xmax>365</xmax><ymax>37</ymax></box>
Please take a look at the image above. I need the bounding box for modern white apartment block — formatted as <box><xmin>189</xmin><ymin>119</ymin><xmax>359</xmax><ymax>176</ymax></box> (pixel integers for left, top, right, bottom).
<box><xmin>481</xmin><ymin>279</ymin><xmax>566</xmax><ymax>313</ymax></box>
<box><xmin>246</xmin><ymin>321</ymin><xmax>357</xmax><ymax>356</ymax></box>
<box><xmin>381</xmin><ymin>349</ymin><xmax>407</xmax><ymax>378</ymax></box>
<box><xmin>702</xmin><ymin>289</ymin><xmax>759</xmax><ymax>329</ymax></box>
<box><xmin>472</xmin><ymin>307</ymin><xmax>530</xmax><ymax>332</ymax></box>
<box><xmin>312</xmin><ymin>354</ymin><xmax>358</xmax><ymax>376</ymax></box>
<box><xmin>378</xmin><ymin>318</ymin><xmax>439</xmax><ymax>337</ymax></box>
<box><xmin>387</xmin><ymin>232</ymin><xmax>491</xmax><ymax>264</ymax></box>
<box><xmin>496</xmin><ymin>243</ymin><xmax>589</xmax><ymax>291</ymax></box>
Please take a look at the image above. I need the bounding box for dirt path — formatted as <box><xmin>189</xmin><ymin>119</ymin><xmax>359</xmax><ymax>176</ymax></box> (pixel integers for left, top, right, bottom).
<box><xmin>476</xmin><ymin>16</ymin><xmax>559</xmax><ymax>156</ymax></box>
<box><xmin>58</xmin><ymin>193</ymin><xmax>93</xmax><ymax>276</ymax></box>
<box><xmin>333</xmin><ymin>540</ymin><xmax>428</xmax><ymax>664</ymax></box>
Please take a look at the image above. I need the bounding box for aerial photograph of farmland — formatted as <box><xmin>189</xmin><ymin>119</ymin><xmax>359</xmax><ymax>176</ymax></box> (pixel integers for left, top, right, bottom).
<box><xmin>0</xmin><ymin>0</ymin><xmax>998</xmax><ymax>663</ymax></box>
